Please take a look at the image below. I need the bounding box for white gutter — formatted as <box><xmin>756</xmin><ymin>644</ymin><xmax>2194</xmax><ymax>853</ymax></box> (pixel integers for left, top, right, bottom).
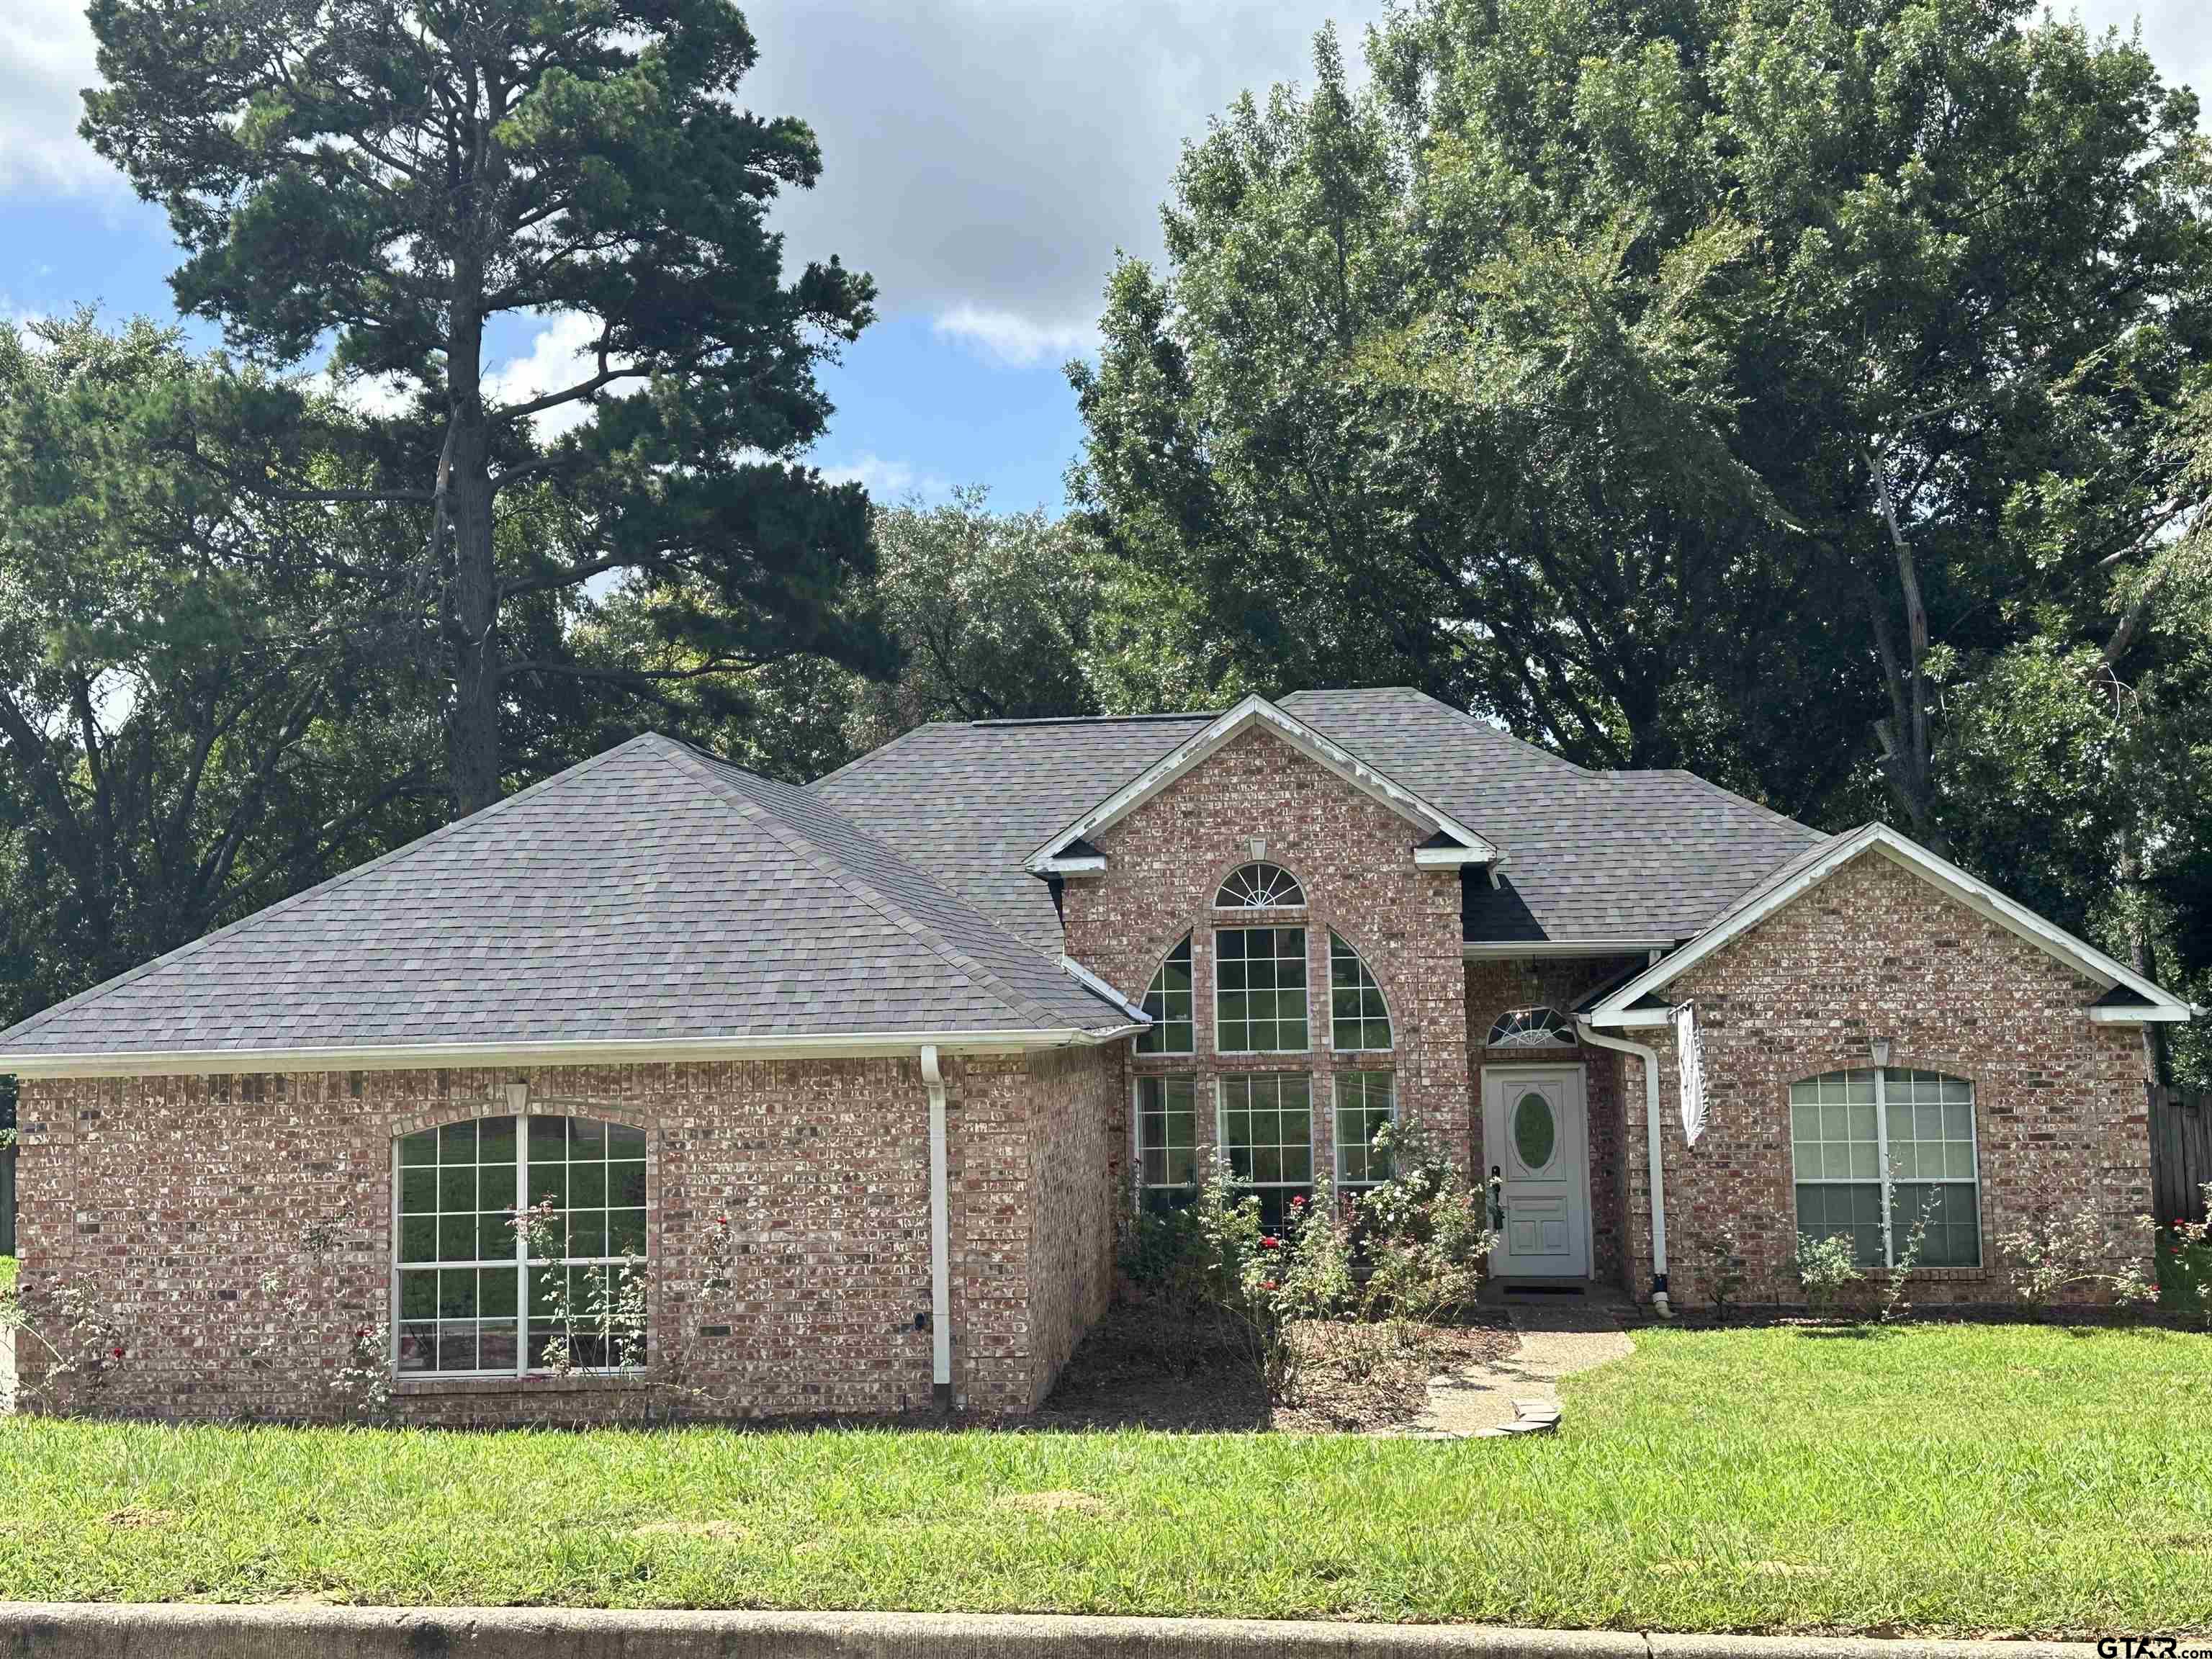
<box><xmin>920</xmin><ymin>1045</ymin><xmax>953</xmax><ymax>1410</ymax></box>
<box><xmin>1575</xmin><ymin>1018</ymin><xmax>1673</xmax><ymax>1318</ymax></box>
<box><xmin>0</xmin><ymin>1025</ymin><xmax>1139</xmax><ymax>1080</ymax></box>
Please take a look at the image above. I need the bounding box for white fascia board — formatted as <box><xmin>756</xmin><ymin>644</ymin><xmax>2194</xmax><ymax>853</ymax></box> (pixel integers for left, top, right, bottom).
<box><xmin>1035</xmin><ymin>854</ymin><xmax>1107</xmax><ymax>876</ymax></box>
<box><xmin>2087</xmin><ymin>1004</ymin><xmax>2194</xmax><ymax>1025</ymax></box>
<box><xmin>1024</xmin><ymin>693</ymin><xmax>1501</xmax><ymax>873</ymax></box>
<box><xmin>1586</xmin><ymin>824</ymin><xmax>2193</xmax><ymax>1023</ymax></box>
<box><xmin>1414</xmin><ymin>846</ymin><xmax>1491</xmax><ymax>868</ymax></box>
<box><xmin>1060</xmin><ymin>955</ymin><xmax>1151</xmax><ymax>1025</ymax></box>
<box><xmin>1464</xmin><ymin>940</ymin><xmax>1673</xmax><ymax>961</ymax></box>
<box><xmin>1586</xmin><ymin>1007</ymin><xmax>1673</xmax><ymax>1028</ymax></box>
<box><xmin>0</xmin><ymin>1025</ymin><xmax>1141</xmax><ymax>1081</ymax></box>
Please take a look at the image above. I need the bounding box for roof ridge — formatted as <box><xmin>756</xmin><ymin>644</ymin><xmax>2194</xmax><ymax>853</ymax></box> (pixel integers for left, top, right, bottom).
<box><xmin>967</xmin><ymin>710</ymin><xmax>1220</xmax><ymax>728</ymax></box>
<box><xmin>0</xmin><ymin>737</ymin><xmax>661</xmax><ymax>1050</ymax></box>
<box><xmin>657</xmin><ymin>744</ymin><xmax>1102</xmax><ymax>1032</ymax></box>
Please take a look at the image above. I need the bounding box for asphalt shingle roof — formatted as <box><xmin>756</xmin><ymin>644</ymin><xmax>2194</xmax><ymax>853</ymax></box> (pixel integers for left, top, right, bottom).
<box><xmin>0</xmin><ymin>734</ymin><xmax>1128</xmax><ymax>1064</ymax></box>
<box><xmin>814</xmin><ymin>688</ymin><xmax>1826</xmax><ymax>950</ymax></box>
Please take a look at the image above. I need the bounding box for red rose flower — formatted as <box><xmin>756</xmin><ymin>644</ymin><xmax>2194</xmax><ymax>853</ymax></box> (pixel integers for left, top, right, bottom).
<box><xmin>1262</xmin><ymin>1280</ymin><xmax>1278</xmax><ymax>1291</ymax></box>
<box><xmin>111</xmin><ymin>1346</ymin><xmax>124</xmax><ymax>1359</ymax></box>
<box><xmin>1261</xmin><ymin>1236</ymin><xmax>1280</xmax><ymax>1249</ymax></box>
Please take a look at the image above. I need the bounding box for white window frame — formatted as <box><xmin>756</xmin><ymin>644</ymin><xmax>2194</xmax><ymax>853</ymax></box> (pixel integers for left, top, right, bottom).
<box><xmin>1215</xmin><ymin>1073</ymin><xmax>1317</xmax><ymax>1223</ymax></box>
<box><xmin>1213</xmin><ymin>925</ymin><xmax>1310</xmax><ymax>1055</ymax></box>
<box><xmin>391</xmin><ymin>1112</ymin><xmax>651</xmax><ymax>1380</ymax></box>
<box><xmin>1133</xmin><ymin>1074</ymin><xmax>1200</xmax><ymax>1208</ymax></box>
<box><xmin>1327</xmin><ymin>932</ymin><xmax>1394</xmax><ymax>1053</ymax></box>
<box><xmin>1789</xmin><ymin>1069</ymin><xmax>1982</xmax><ymax>1269</ymax></box>
<box><xmin>1214</xmin><ymin>861</ymin><xmax>1307</xmax><ymax>909</ymax></box>
<box><xmin>1135</xmin><ymin>935</ymin><xmax>1195</xmax><ymax>1056</ymax></box>
<box><xmin>1333</xmin><ymin>1070</ymin><xmax>1397</xmax><ymax>1191</ymax></box>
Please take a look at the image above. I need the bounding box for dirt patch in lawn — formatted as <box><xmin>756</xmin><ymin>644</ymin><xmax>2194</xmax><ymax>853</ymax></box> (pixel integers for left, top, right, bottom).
<box><xmin>101</xmin><ymin>1506</ymin><xmax>180</xmax><ymax>1530</ymax></box>
<box><xmin>994</xmin><ymin>1490</ymin><xmax>1115</xmax><ymax>1516</ymax></box>
<box><xmin>1033</xmin><ymin>1302</ymin><xmax>1516</xmax><ymax>1433</ymax></box>
<box><xmin>629</xmin><ymin>1519</ymin><xmax>747</xmax><ymax>1543</ymax></box>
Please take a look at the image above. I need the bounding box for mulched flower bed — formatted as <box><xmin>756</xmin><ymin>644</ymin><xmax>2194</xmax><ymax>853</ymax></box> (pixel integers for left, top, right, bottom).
<box><xmin>1033</xmin><ymin>1300</ymin><xmax>1517</xmax><ymax>1433</ymax></box>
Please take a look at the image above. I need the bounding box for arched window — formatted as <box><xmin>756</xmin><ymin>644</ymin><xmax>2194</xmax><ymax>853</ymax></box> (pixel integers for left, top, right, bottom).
<box><xmin>1215</xmin><ymin>862</ymin><xmax>1305</xmax><ymax>909</ymax></box>
<box><xmin>395</xmin><ymin>1114</ymin><xmax>649</xmax><ymax>1377</ymax></box>
<box><xmin>1487</xmin><ymin>1007</ymin><xmax>1576</xmax><ymax>1049</ymax></box>
<box><xmin>1328</xmin><ymin>932</ymin><xmax>1393</xmax><ymax>1051</ymax></box>
<box><xmin>1136</xmin><ymin>935</ymin><xmax>1194</xmax><ymax>1054</ymax></box>
<box><xmin>1791</xmin><ymin>1069</ymin><xmax>1980</xmax><ymax>1269</ymax></box>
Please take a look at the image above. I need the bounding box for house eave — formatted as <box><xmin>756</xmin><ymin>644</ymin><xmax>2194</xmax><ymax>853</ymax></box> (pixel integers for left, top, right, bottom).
<box><xmin>1464</xmin><ymin>939</ymin><xmax>1674</xmax><ymax>961</ymax></box>
<box><xmin>0</xmin><ymin>1025</ymin><xmax>1142</xmax><ymax>1081</ymax></box>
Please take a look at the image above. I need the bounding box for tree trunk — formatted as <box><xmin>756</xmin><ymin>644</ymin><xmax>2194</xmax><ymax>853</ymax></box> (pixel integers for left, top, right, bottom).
<box><xmin>443</xmin><ymin>295</ymin><xmax>503</xmax><ymax>817</ymax></box>
<box><xmin>1863</xmin><ymin>446</ymin><xmax>1948</xmax><ymax>857</ymax></box>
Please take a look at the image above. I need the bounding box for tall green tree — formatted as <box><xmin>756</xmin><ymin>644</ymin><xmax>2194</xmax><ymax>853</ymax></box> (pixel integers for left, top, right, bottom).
<box><xmin>1074</xmin><ymin>1</ymin><xmax>2212</xmax><ymax>844</ymax></box>
<box><xmin>81</xmin><ymin>0</ymin><xmax>891</xmax><ymax>813</ymax></box>
<box><xmin>0</xmin><ymin>313</ymin><xmax>442</xmax><ymax>1030</ymax></box>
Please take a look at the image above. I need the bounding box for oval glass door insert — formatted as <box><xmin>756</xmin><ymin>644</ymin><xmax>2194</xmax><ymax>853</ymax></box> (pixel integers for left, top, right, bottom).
<box><xmin>1513</xmin><ymin>1090</ymin><xmax>1557</xmax><ymax>1172</ymax></box>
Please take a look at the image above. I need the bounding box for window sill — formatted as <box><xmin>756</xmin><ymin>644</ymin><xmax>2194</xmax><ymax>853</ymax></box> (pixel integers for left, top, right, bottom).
<box><xmin>392</xmin><ymin>1369</ymin><xmax>660</xmax><ymax>1398</ymax></box>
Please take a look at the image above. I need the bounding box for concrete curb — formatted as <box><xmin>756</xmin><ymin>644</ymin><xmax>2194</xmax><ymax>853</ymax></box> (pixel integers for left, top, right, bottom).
<box><xmin>0</xmin><ymin>1604</ymin><xmax>2103</xmax><ymax>1658</ymax></box>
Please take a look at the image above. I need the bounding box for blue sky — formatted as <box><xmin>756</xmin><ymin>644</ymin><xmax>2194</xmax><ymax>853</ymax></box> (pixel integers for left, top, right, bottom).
<box><xmin>4</xmin><ymin>0</ymin><xmax>2209</xmax><ymax>516</ymax></box>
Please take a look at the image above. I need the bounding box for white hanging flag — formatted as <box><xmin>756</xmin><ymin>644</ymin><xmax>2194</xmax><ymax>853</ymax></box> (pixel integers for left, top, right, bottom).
<box><xmin>1673</xmin><ymin>1002</ymin><xmax>1707</xmax><ymax>1146</ymax></box>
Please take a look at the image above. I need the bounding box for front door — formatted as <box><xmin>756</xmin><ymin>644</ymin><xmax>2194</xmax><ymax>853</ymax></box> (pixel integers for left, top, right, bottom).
<box><xmin>1483</xmin><ymin>1067</ymin><xmax>1590</xmax><ymax>1279</ymax></box>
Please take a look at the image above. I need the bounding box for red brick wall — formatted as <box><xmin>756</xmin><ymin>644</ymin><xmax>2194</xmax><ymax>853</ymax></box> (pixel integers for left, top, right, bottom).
<box><xmin>1618</xmin><ymin>851</ymin><xmax>2155</xmax><ymax>1308</ymax></box>
<box><xmin>1062</xmin><ymin>725</ymin><xmax>1469</xmax><ymax>1188</ymax></box>
<box><xmin>1022</xmin><ymin>1046</ymin><xmax>1123</xmax><ymax>1403</ymax></box>
<box><xmin>12</xmin><ymin>1048</ymin><xmax>1120</xmax><ymax>1424</ymax></box>
<box><xmin>1464</xmin><ymin>956</ymin><xmax>1642</xmax><ymax>1287</ymax></box>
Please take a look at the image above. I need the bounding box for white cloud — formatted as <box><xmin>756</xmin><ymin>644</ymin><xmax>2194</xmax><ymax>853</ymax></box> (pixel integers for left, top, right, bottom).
<box><xmin>483</xmin><ymin>312</ymin><xmax>610</xmax><ymax>440</ymax></box>
<box><xmin>931</xmin><ymin>304</ymin><xmax>1096</xmax><ymax>369</ymax></box>
<box><xmin>0</xmin><ymin>0</ymin><xmax>117</xmax><ymax>195</ymax></box>
<box><xmin>817</xmin><ymin>452</ymin><xmax>951</xmax><ymax>500</ymax></box>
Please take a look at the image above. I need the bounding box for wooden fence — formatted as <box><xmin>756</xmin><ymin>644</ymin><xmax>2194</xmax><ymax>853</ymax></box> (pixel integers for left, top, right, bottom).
<box><xmin>2151</xmin><ymin>1084</ymin><xmax>2211</xmax><ymax>1227</ymax></box>
<box><xmin>0</xmin><ymin>1146</ymin><xmax>13</xmax><ymax>1256</ymax></box>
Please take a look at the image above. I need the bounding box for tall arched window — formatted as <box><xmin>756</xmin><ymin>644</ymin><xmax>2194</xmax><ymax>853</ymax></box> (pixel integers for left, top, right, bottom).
<box><xmin>1328</xmin><ymin>933</ymin><xmax>1392</xmax><ymax>1052</ymax></box>
<box><xmin>1791</xmin><ymin>1069</ymin><xmax>1980</xmax><ymax>1268</ymax></box>
<box><xmin>1215</xmin><ymin>862</ymin><xmax>1305</xmax><ymax>908</ymax></box>
<box><xmin>1136</xmin><ymin>935</ymin><xmax>1195</xmax><ymax>1054</ymax></box>
<box><xmin>395</xmin><ymin>1114</ymin><xmax>649</xmax><ymax>1376</ymax></box>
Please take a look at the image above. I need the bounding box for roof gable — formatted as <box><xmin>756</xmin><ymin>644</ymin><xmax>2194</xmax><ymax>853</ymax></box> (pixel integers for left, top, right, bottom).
<box><xmin>1026</xmin><ymin>695</ymin><xmax>1501</xmax><ymax>876</ymax></box>
<box><xmin>1585</xmin><ymin>823</ymin><xmax>2194</xmax><ymax>1025</ymax></box>
<box><xmin>0</xmin><ymin>734</ymin><xmax>1136</xmax><ymax>1077</ymax></box>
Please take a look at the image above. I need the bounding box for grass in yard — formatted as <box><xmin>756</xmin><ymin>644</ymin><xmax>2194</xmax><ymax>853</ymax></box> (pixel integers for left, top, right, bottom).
<box><xmin>0</xmin><ymin>1323</ymin><xmax>2208</xmax><ymax>1635</ymax></box>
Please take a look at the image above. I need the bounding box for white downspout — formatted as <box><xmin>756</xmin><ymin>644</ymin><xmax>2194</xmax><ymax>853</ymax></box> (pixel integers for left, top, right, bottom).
<box><xmin>920</xmin><ymin>1045</ymin><xmax>953</xmax><ymax>1408</ymax></box>
<box><xmin>1576</xmin><ymin>1020</ymin><xmax>1673</xmax><ymax>1318</ymax></box>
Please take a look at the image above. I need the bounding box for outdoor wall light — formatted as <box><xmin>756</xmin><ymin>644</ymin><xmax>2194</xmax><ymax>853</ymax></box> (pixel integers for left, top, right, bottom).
<box><xmin>504</xmin><ymin>1080</ymin><xmax>530</xmax><ymax>1112</ymax></box>
<box><xmin>1869</xmin><ymin>1039</ymin><xmax>1892</xmax><ymax>1068</ymax></box>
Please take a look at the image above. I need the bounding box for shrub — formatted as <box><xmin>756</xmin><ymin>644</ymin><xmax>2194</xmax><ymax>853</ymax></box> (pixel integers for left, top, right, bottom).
<box><xmin>1688</xmin><ymin>1221</ymin><xmax>1749</xmax><ymax>1324</ymax></box>
<box><xmin>2156</xmin><ymin>1183</ymin><xmax>2212</xmax><ymax>1330</ymax></box>
<box><xmin>1995</xmin><ymin>1205</ymin><xmax>2157</xmax><ymax>1320</ymax></box>
<box><xmin>1794</xmin><ymin>1232</ymin><xmax>1863</xmax><ymax>1316</ymax></box>
<box><xmin>1352</xmin><ymin>1121</ymin><xmax>1494</xmax><ymax>1328</ymax></box>
<box><xmin>1879</xmin><ymin>1184</ymin><xmax>1942</xmax><ymax>1326</ymax></box>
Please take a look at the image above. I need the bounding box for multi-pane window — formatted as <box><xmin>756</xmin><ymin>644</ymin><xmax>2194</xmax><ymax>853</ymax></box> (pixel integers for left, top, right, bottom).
<box><xmin>1136</xmin><ymin>936</ymin><xmax>1195</xmax><ymax>1055</ymax></box>
<box><xmin>1215</xmin><ymin>861</ymin><xmax>1305</xmax><ymax>909</ymax></box>
<box><xmin>1137</xmin><ymin>1076</ymin><xmax>1198</xmax><ymax>1210</ymax></box>
<box><xmin>1328</xmin><ymin>933</ymin><xmax>1392</xmax><ymax>1051</ymax></box>
<box><xmin>1215</xmin><ymin>927</ymin><xmax>1308</xmax><ymax>1052</ymax></box>
<box><xmin>1219</xmin><ymin>1074</ymin><xmax>1313</xmax><ymax>1227</ymax></box>
<box><xmin>1791</xmin><ymin>1069</ymin><xmax>1981</xmax><ymax>1269</ymax></box>
<box><xmin>1488</xmin><ymin>1007</ymin><xmax>1575</xmax><ymax>1048</ymax></box>
<box><xmin>1334</xmin><ymin>1071</ymin><xmax>1396</xmax><ymax>1191</ymax></box>
<box><xmin>395</xmin><ymin>1114</ymin><xmax>649</xmax><ymax>1376</ymax></box>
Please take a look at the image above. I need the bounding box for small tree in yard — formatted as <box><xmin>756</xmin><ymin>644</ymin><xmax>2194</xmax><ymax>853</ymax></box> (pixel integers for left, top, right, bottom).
<box><xmin>2162</xmin><ymin>1185</ymin><xmax>2212</xmax><ymax>1328</ymax></box>
<box><xmin>1689</xmin><ymin>1220</ymin><xmax>1750</xmax><ymax>1326</ymax></box>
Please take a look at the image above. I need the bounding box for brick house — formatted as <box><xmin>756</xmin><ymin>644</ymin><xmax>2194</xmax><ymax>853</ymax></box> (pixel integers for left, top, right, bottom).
<box><xmin>0</xmin><ymin>688</ymin><xmax>2189</xmax><ymax>1421</ymax></box>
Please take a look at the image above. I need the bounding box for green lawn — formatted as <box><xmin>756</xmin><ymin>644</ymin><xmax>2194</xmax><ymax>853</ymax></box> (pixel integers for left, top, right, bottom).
<box><xmin>0</xmin><ymin>1323</ymin><xmax>2207</xmax><ymax>1635</ymax></box>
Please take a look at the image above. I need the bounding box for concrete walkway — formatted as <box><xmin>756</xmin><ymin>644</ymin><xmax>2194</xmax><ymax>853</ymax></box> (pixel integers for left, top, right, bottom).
<box><xmin>1405</xmin><ymin>1303</ymin><xmax>1635</xmax><ymax>1439</ymax></box>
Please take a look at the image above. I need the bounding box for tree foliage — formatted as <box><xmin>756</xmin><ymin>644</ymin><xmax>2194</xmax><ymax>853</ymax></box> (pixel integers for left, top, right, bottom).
<box><xmin>0</xmin><ymin>313</ymin><xmax>442</xmax><ymax>1033</ymax></box>
<box><xmin>81</xmin><ymin>0</ymin><xmax>891</xmax><ymax>812</ymax></box>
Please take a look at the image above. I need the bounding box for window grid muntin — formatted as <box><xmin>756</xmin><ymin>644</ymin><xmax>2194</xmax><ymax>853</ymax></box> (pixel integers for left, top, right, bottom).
<box><xmin>1334</xmin><ymin>1071</ymin><xmax>1396</xmax><ymax>1190</ymax></box>
<box><xmin>1789</xmin><ymin>1069</ymin><xmax>1979</xmax><ymax>1269</ymax></box>
<box><xmin>394</xmin><ymin>1113</ymin><xmax>649</xmax><ymax>1377</ymax></box>
<box><xmin>1219</xmin><ymin>1074</ymin><xmax>1314</xmax><ymax>1228</ymax></box>
<box><xmin>1137</xmin><ymin>1075</ymin><xmax>1199</xmax><ymax>1210</ymax></box>
<box><xmin>1215</xmin><ymin>926</ymin><xmax>1309</xmax><ymax>1053</ymax></box>
<box><xmin>1487</xmin><ymin>1007</ymin><xmax>1576</xmax><ymax>1049</ymax></box>
<box><xmin>1328</xmin><ymin>934</ymin><xmax>1393</xmax><ymax>1052</ymax></box>
<box><xmin>1215</xmin><ymin>862</ymin><xmax>1306</xmax><ymax>909</ymax></box>
<box><xmin>1136</xmin><ymin>936</ymin><xmax>1195</xmax><ymax>1055</ymax></box>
